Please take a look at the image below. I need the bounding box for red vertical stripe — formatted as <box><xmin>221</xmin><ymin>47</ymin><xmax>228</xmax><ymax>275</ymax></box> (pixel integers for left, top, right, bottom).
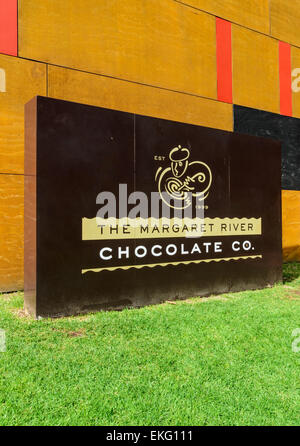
<box><xmin>0</xmin><ymin>0</ymin><xmax>18</xmax><ymax>56</ymax></box>
<box><xmin>279</xmin><ymin>41</ymin><xmax>292</xmax><ymax>116</ymax></box>
<box><xmin>216</xmin><ymin>18</ymin><xmax>232</xmax><ymax>104</ymax></box>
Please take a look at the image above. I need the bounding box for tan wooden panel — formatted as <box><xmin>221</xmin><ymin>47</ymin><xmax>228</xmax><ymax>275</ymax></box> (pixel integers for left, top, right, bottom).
<box><xmin>271</xmin><ymin>0</ymin><xmax>300</xmax><ymax>47</ymax></box>
<box><xmin>0</xmin><ymin>54</ymin><xmax>46</xmax><ymax>174</ymax></box>
<box><xmin>48</xmin><ymin>65</ymin><xmax>233</xmax><ymax>132</ymax></box>
<box><xmin>291</xmin><ymin>46</ymin><xmax>300</xmax><ymax>118</ymax></box>
<box><xmin>282</xmin><ymin>190</ymin><xmax>300</xmax><ymax>262</ymax></box>
<box><xmin>232</xmin><ymin>25</ymin><xmax>280</xmax><ymax>114</ymax></box>
<box><xmin>178</xmin><ymin>0</ymin><xmax>270</xmax><ymax>34</ymax></box>
<box><xmin>0</xmin><ymin>174</ymin><xmax>24</xmax><ymax>292</ymax></box>
<box><xmin>19</xmin><ymin>0</ymin><xmax>216</xmax><ymax>99</ymax></box>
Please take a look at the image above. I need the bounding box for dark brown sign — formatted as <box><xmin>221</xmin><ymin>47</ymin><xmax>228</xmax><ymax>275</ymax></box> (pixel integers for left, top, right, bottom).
<box><xmin>25</xmin><ymin>96</ymin><xmax>282</xmax><ymax>318</ymax></box>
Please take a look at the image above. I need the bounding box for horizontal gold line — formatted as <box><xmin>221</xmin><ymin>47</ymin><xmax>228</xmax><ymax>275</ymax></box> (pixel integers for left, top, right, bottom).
<box><xmin>81</xmin><ymin>255</ymin><xmax>262</xmax><ymax>274</ymax></box>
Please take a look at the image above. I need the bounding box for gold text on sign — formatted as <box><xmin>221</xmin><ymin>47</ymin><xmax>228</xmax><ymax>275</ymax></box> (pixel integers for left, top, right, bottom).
<box><xmin>82</xmin><ymin>217</ymin><xmax>262</xmax><ymax>241</ymax></box>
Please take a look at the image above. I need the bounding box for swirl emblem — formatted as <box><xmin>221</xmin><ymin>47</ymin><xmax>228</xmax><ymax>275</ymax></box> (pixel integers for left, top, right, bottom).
<box><xmin>155</xmin><ymin>145</ymin><xmax>212</xmax><ymax>210</ymax></box>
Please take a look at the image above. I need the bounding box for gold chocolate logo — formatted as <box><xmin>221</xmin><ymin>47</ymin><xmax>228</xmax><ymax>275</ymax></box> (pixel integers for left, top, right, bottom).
<box><xmin>155</xmin><ymin>145</ymin><xmax>212</xmax><ymax>209</ymax></box>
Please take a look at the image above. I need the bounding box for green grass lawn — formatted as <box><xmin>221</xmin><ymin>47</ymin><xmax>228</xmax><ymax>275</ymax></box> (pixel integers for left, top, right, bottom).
<box><xmin>0</xmin><ymin>263</ymin><xmax>300</xmax><ymax>426</ymax></box>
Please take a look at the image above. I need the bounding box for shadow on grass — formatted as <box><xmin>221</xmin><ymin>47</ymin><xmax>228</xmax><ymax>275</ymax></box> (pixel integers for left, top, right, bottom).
<box><xmin>283</xmin><ymin>262</ymin><xmax>300</xmax><ymax>284</ymax></box>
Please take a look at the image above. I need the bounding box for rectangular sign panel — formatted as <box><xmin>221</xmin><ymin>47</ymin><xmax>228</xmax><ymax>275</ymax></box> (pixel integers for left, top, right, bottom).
<box><xmin>25</xmin><ymin>97</ymin><xmax>282</xmax><ymax>317</ymax></box>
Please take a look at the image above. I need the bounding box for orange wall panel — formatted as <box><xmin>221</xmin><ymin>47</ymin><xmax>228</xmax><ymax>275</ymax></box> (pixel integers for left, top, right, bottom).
<box><xmin>48</xmin><ymin>65</ymin><xmax>233</xmax><ymax>131</ymax></box>
<box><xmin>178</xmin><ymin>0</ymin><xmax>270</xmax><ymax>34</ymax></box>
<box><xmin>19</xmin><ymin>0</ymin><xmax>217</xmax><ymax>99</ymax></box>
<box><xmin>271</xmin><ymin>0</ymin><xmax>300</xmax><ymax>48</ymax></box>
<box><xmin>282</xmin><ymin>190</ymin><xmax>300</xmax><ymax>262</ymax></box>
<box><xmin>0</xmin><ymin>174</ymin><xmax>24</xmax><ymax>292</ymax></box>
<box><xmin>232</xmin><ymin>25</ymin><xmax>280</xmax><ymax>114</ymax></box>
<box><xmin>0</xmin><ymin>54</ymin><xmax>46</xmax><ymax>174</ymax></box>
